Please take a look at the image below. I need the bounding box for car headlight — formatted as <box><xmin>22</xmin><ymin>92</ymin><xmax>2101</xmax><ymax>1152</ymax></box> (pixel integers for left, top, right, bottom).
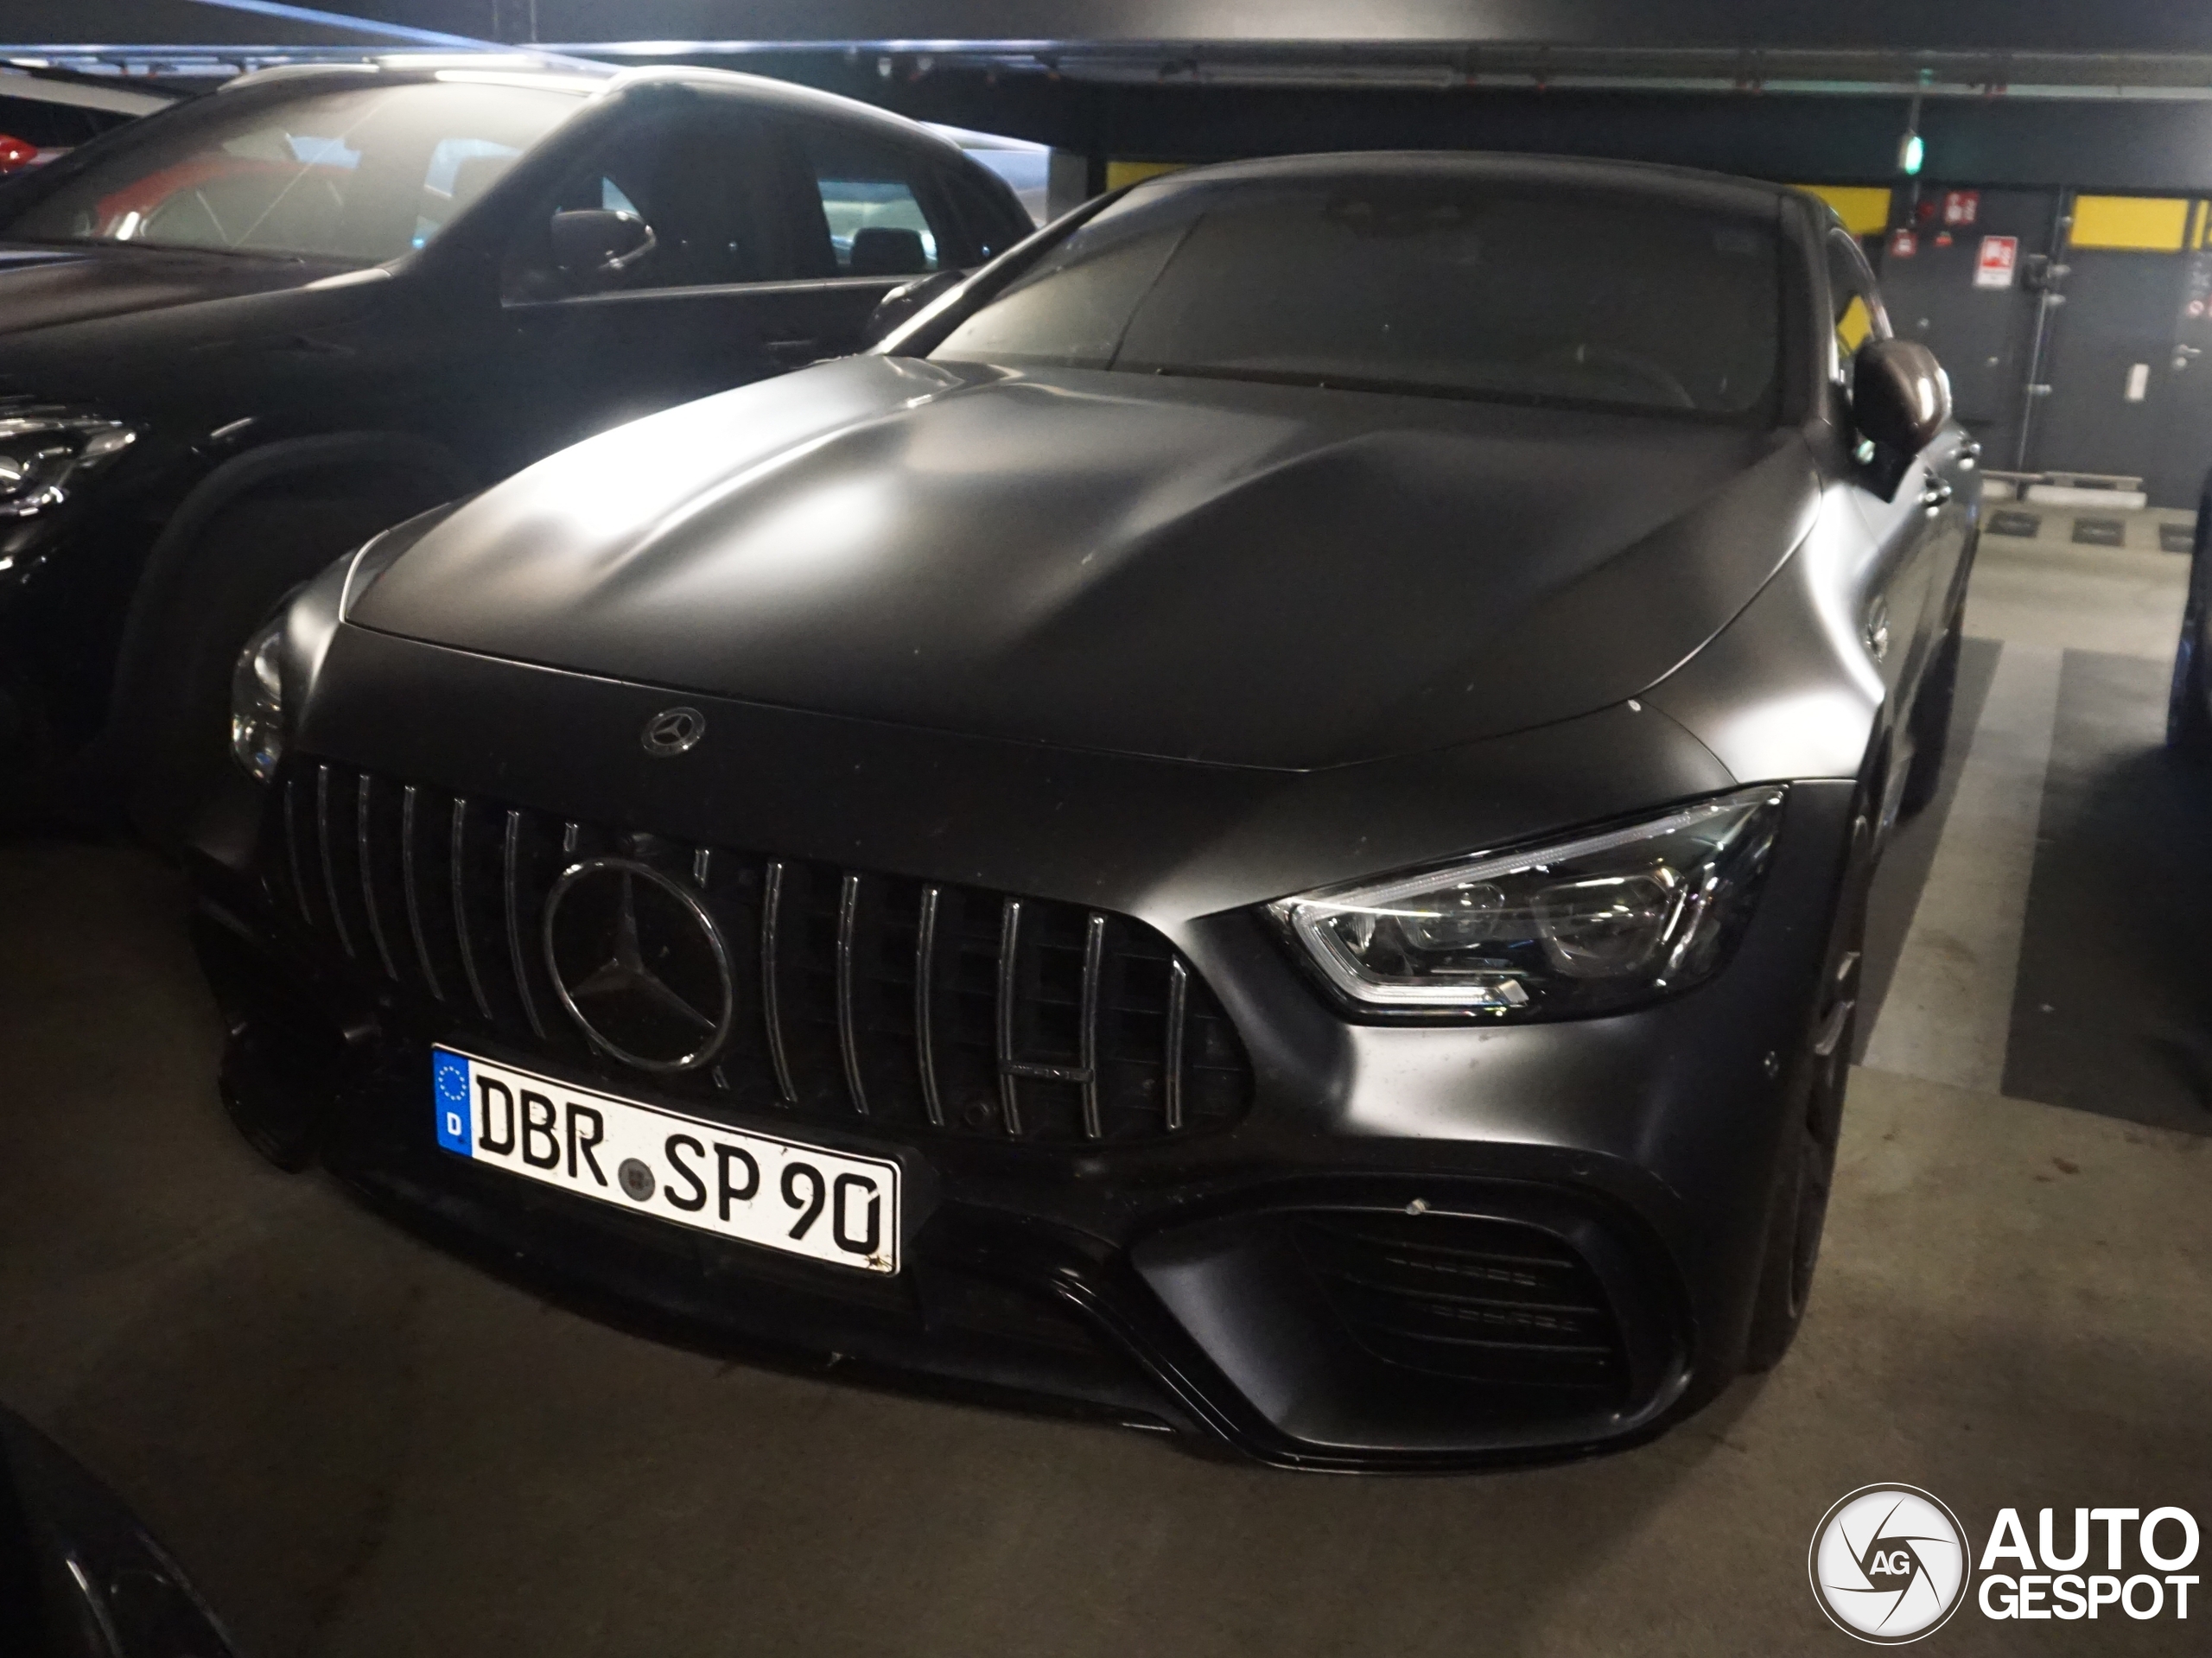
<box><xmin>1268</xmin><ymin>785</ymin><xmax>1788</xmax><ymax>1020</ymax></box>
<box><xmin>0</xmin><ymin>403</ymin><xmax>138</xmax><ymax>519</ymax></box>
<box><xmin>229</xmin><ymin>616</ymin><xmax>287</xmax><ymax>783</ymax></box>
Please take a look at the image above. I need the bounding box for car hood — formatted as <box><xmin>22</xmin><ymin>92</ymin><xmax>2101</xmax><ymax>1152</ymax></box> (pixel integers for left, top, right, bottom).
<box><xmin>352</xmin><ymin>355</ymin><xmax>1821</xmax><ymax>771</ymax></box>
<box><xmin>0</xmin><ymin>241</ymin><xmax>353</xmax><ymax>336</ymax></box>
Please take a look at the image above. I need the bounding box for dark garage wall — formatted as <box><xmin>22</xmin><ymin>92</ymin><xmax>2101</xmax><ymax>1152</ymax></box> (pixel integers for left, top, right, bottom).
<box><xmin>760</xmin><ymin>67</ymin><xmax>2212</xmax><ymax>198</ymax></box>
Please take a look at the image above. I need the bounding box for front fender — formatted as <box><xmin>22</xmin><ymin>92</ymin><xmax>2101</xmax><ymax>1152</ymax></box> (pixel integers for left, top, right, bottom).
<box><xmin>102</xmin><ymin>430</ymin><xmax>475</xmax><ymax>745</ymax></box>
<box><xmin>1643</xmin><ymin>480</ymin><xmax>1891</xmax><ymax>786</ymax></box>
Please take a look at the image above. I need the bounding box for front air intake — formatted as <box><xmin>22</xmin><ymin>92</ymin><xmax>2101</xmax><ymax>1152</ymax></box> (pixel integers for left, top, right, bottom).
<box><xmin>1293</xmin><ymin>1210</ymin><xmax>1627</xmax><ymax>1397</ymax></box>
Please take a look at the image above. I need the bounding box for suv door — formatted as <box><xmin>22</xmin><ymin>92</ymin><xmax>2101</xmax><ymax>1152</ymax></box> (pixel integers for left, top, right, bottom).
<box><xmin>489</xmin><ymin>88</ymin><xmax>803</xmax><ymax>454</ymax></box>
<box><xmin>734</xmin><ymin>113</ymin><xmax>1005</xmax><ymax>368</ymax></box>
<box><xmin>489</xmin><ymin>92</ymin><xmax>995</xmax><ymax>458</ymax></box>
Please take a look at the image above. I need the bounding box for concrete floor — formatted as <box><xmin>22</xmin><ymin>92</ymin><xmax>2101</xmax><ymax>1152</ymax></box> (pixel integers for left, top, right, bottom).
<box><xmin>3</xmin><ymin>526</ymin><xmax>2210</xmax><ymax>1655</ymax></box>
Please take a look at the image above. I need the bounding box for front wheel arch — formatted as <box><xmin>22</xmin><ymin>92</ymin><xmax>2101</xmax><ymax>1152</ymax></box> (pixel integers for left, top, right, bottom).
<box><xmin>101</xmin><ymin>432</ymin><xmax>474</xmax><ymax>841</ymax></box>
<box><xmin>107</xmin><ymin>432</ymin><xmax>475</xmax><ymax>729</ymax></box>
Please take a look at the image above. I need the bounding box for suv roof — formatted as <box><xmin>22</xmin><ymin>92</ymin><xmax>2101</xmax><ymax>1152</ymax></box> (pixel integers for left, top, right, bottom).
<box><xmin>219</xmin><ymin>55</ymin><xmax>969</xmax><ymax>162</ymax></box>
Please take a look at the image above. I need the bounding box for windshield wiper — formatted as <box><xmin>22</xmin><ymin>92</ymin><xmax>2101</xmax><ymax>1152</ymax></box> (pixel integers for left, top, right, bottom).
<box><xmin>1134</xmin><ymin>362</ymin><xmax>1516</xmax><ymax>403</ymax></box>
<box><xmin>1127</xmin><ymin>361</ymin><xmax>1744</xmax><ymax>423</ymax></box>
<box><xmin>0</xmin><ymin>235</ymin><xmax>339</xmax><ymax>267</ymax></box>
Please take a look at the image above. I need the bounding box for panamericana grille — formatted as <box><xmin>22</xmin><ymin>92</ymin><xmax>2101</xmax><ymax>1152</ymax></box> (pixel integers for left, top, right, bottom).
<box><xmin>263</xmin><ymin>761</ymin><xmax>1251</xmax><ymax>1145</ymax></box>
<box><xmin>1294</xmin><ymin>1211</ymin><xmax>1626</xmax><ymax>1396</ymax></box>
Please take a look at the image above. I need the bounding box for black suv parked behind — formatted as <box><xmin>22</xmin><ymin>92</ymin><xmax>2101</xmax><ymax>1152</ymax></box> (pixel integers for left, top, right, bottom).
<box><xmin>0</xmin><ymin>56</ymin><xmax>1031</xmax><ymax>832</ymax></box>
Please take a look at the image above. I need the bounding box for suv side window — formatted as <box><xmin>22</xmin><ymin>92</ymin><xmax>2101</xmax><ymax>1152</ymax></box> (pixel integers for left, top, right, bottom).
<box><xmin>503</xmin><ymin>98</ymin><xmax>787</xmax><ymax>301</ymax></box>
<box><xmin>1826</xmin><ymin>228</ymin><xmax>1892</xmax><ymax>385</ymax></box>
<box><xmin>936</xmin><ymin>165</ymin><xmax>1028</xmax><ymax>263</ymax></box>
<box><xmin>788</xmin><ymin>122</ymin><xmax>963</xmax><ymax>279</ymax></box>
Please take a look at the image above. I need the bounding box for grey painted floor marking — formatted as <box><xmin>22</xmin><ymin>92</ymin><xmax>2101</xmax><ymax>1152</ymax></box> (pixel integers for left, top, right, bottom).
<box><xmin>2001</xmin><ymin>651</ymin><xmax>2212</xmax><ymax>1132</ymax></box>
<box><xmin>1853</xmin><ymin>637</ymin><xmax>2001</xmax><ymax>1059</ymax></box>
<box><xmin>1861</xmin><ymin>640</ymin><xmax>2063</xmax><ymax>1092</ymax></box>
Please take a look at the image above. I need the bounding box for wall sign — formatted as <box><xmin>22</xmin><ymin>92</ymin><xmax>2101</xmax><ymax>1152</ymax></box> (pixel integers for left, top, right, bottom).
<box><xmin>1975</xmin><ymin>235</ymin><xmax>2019</xmax><ymax>288</ymax></box>
<box><xmin>1889</xmin><ymin>228</ymin><xmax>1918</xmax><ymax>258</ymax></box>
<box><xmin>1942</xmin><ymin>189</ymin><xmax>1980</xmax><ymax>226</ymax></box>
<box><xmin>2181</xmin><ymin>252</ymin><xmax>2212</xmax><ymax>330</ymax></box>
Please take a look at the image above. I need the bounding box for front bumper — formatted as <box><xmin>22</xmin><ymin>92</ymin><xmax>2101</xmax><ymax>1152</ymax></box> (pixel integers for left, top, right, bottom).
<box><xmin>190</xmin><ymin>753</ymin><xmax>1854</xmax><ymax>1473</ymax></box>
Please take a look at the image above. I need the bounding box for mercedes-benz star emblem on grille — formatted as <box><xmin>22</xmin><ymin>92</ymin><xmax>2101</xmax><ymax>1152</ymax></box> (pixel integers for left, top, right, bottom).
<box><xmin>542</xmin><ymin>857</ymin><xmax>734</xmax><ymax>1072</ymax></box>
<box><xmin>640</xmin><ymin>706</ymin><xmax>705</xmax><ymax>757</ymax></box>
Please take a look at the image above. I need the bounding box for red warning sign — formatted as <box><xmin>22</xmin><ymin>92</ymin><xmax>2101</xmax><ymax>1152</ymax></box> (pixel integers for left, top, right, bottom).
<box><xmin>1942</xmin><ymin>189</ymin><xmax>1980</xmax><ymax>226</ymax></box>
<box><xmin>1975</xmin><ymin>234</ymin><xmax>2018</xmax><ymax>289</ymax></box>
<box><xmin>1889</xmin><ymin>228</ymin><xmax>1918</xmax><ymax>258</ymax></box>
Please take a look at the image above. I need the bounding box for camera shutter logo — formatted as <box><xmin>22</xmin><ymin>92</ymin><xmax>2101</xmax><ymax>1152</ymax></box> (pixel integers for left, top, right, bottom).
<box><xmin>1809</xmin><ymin>1485</ymin><xmax>1969</xmax><ymax>1643</ymax></box>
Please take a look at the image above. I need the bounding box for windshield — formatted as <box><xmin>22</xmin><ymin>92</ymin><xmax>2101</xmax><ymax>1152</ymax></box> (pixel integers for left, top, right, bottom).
<box><xmin>3</xmin><ymin>79</ymin><xmax>584</xmax><ymax>264</ymax></box>
<box><xmin>932</xmin><ymin>173</ymin><xmax>1783</xmax><ymax>418</ymax></box>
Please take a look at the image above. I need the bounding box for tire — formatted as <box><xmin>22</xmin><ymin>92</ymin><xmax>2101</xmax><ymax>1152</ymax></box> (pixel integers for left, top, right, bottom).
<box><xmin>1897</xmin><ymin>607</ymin><xmax>1962</xmax><ymax>818</ymax></box>
<box><xmin>1742</xmin><ymin>852</ymin><xmax>1868</xmax><ymax>1372</ymax></box>
<box><xmin>2173</xmin><ymin>632</ymin><xmax>2212</xmax><ymax>760</ymax></box>
<box><xmin>2169</xmin><ymin>528</ymin><xmax>2212</xmax><ymax>760</ymax></box>
<box><xmin>122</xmin><ymin>481</ymin><xmax>444</xmax><ymax>848</ymax></box>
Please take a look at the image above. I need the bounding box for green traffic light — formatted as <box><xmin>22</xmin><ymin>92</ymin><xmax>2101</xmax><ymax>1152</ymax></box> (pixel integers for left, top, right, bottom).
<box><xmin>1899</xmin><ymin>132</ymin><xmax>1924</xmax><ymax>176</ymax></box>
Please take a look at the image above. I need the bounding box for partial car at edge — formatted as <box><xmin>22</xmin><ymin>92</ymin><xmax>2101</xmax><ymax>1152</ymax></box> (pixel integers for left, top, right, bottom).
<box><xmin>0</xmin><ymin>55</ymin><xmax>1029</xmax><ymax>835</ymax></box>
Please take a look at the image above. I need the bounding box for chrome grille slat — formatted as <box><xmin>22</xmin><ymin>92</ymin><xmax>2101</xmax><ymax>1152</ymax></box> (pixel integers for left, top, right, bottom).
<box><xmin>400</xmin><ymin>785</ymin><xmax>442</xmax><ymax>1002</ymax></box>
<box><xmin>266</xmin><ymin>761</ymin><xmax>1252</xmax><ymax>1145</ymax></box>
<box><xmin>283</xmin><ymin>772</ymin><xmax>312</xmax><ymax>924</ymax></box>
<box><xmin>760</xmin><ymin>860</ymin><xmax>797</xmax><ymax>1103</ymax></box>
<box><xmin>503</xmin><ymin>809</ymin><xmax>547</xmax><ymax>1039</ymax></box>
<box><xmin>315</xmin><ymin>765</ymin><xmax>355</xmax><ymax>959</ymax></box>
<box><xmin>835</xmin><ymin>872</ymin><xmax>868</xmax><ymax>1116</ymax></box>
<box><xmin>356</xmin><ymin>774</ymin><xmax>397</xmax><ymax>980</ymax></box>
<box><xmin>914</xmin><ymin>886</ymin><xmax>945</xmax><ymax>1127</ymax></box>
<box><xmin>1078</xmin><ymin>912</ymin><xmax>1107</xmax><ymax>1140</ymax></box>
<box><xmin>450</xmin><ymin>797</ymin><xmax>494</xmax><ymax>1022</ymax></box>
<box><xmin>995</xmin><ymin>898</ymin><xmax>1025</xmax><ymax>1136</ymax></box>
<box><xmin>1165</xmin><ymin>959</ymin><xmax>1189</xmax><ymax>1132</ymax></box>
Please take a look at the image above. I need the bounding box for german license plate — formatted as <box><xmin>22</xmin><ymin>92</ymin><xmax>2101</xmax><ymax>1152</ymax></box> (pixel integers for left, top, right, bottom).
<box><xmin>431</xmin><ymin>1048</ymin><xmax>899</xmax><ymax>1274</ymax></box>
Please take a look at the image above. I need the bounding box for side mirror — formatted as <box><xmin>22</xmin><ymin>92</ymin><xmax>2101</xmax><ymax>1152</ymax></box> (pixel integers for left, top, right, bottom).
<box><xmin>863</xmin><ymin>267</ymin><xmax>965</xmax><ymax>347</ymax></box>
<box><xmin>1852</xmin><ymin>338</ymin><xmax>1951</xmax><ymax>455</ymax></box>
<box><xmin>548</xmin><ymin>208</ymin><xmax>653</xmax><ymax>283</ymax></box>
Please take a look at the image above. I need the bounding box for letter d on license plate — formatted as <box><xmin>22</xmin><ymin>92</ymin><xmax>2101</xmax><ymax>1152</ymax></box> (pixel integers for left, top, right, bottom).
<box><xmin>432</xmin><ymin>1048</ymin><xmax>899</xmax><ymax>1273</ymax></box>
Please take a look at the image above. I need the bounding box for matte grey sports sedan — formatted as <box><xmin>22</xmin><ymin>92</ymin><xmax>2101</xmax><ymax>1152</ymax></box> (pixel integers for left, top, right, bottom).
<box><xmin>190</xmin><ymin>153</ymin><xmax>1976</xmax><ymax>1470</ymax></box>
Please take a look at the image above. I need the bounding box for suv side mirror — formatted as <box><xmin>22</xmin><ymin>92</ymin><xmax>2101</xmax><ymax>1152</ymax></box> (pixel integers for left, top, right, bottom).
<box><xmin>549</xmin><ymin>208</ymin><xmax>653</xmax><ymax>284</ymax></box>
<box><xmin>1852</xmin><ymin>338</ymin><xmax>1951</xmax><ymax>454</ymax></box>
<box><xmin>863</xmin><ymin>268</ymin><xmax>965</xmax><ymax>347</ymax></box>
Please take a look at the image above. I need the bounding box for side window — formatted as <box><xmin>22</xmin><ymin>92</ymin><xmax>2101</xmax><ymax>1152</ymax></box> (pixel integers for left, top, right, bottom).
<box><xmin>412</xmin><ymin>136</ymin><xmax>527</xmax><ymax>250</ymax></box>
<box><xmin>791</xmin><ymin>123</ymin><xmax>958</xmax><ymax>278</ymax></box>
<box><xmin>1827</xmin><ymin>230</ymin><xmax>1891</xmax><ymax>384</ymax></box>
<box><xmin>937</xmin><ymin>166</ymin><xmax>1027</xmax><ymax>262</ymax></box>
<box><xmin>502</xmin><ymin>101</ymin><xmax>783</xmax><ymax>301</ymax></box>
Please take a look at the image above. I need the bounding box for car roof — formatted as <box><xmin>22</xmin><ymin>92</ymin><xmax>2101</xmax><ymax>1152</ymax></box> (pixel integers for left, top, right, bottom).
<box><xmin>1128</xmin><ymin>150</ymin><xmax>1797</xmax><ymax>219</ymax></box>
<box><xmin>220</xmin><ymin>55</ymin><xmax>968</xmax><ymax>162</ymax></box>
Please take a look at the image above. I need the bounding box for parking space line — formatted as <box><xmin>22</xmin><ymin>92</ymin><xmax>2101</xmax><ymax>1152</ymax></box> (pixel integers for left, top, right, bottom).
<box><xmin>1860</xmin><ymin>641</ymin><xmax>2063</xmax><ymax>1092</ymax></box>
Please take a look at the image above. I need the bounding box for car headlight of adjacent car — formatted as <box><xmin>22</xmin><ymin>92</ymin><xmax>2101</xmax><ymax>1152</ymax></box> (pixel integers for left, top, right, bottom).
<box><xmin>229</xmin><ymin>615</ymin><xmax>288</xmax><ymax>784</ymax></box>
<box><xmin>1268</xmin><ymin>785</ymin><xmax>1788</xmax><ymax>1020</ymax></box>
<box><xmin>0</xmin><ymin>403</ymin><xmax>138</xmax><ymax>519</ymax></box>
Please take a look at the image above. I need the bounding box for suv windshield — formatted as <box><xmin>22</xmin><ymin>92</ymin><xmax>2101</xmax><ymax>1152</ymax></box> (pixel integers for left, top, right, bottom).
<box><xmin>932</xmin><ymin>173</ymin><xmax>1783</xmax><ymax>419</ymax></box>
<box><xmin>4</xmin><ymin>79</ymin><xmax>584</xmax><ymax>264</ymax></box>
